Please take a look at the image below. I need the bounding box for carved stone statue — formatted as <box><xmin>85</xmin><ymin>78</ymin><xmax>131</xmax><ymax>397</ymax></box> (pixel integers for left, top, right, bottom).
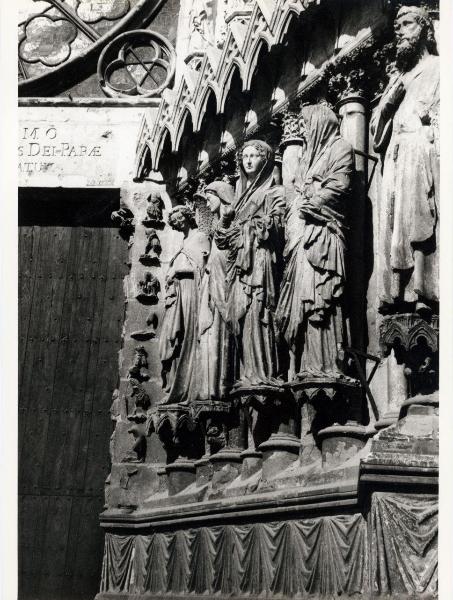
<box><xmin>371</xmin><ymin>5</ymin><xmax>439</xmax><ymax>314</ymax></box>
<box><xmin>196</xmin><ymin>181</ymin><xmax>236</xmax><ymax>401</ymax></box>
<box><xmin>140</xmin><ymin>229</ymin><xmax>162</xmax><ymax>265</ymax></box>
<box><xmin>142</xmin><ymin>192</ymin><xmax>165</xmax><ymax>227</ymax></box>
<box><xmin>128</xmin><ymin>346</ymin><xmax>150</xmax><ymax>382</ymax></box>
<box><xmin>137</xmin><ymin>272</ymin><xmax>160</xmax><ymax>303</ymax></box>
<box><xmin>215</xmin><ymin>140</ymin><xmax>285</xmax><ymax>387</ymax></box>
<box><xmin>126</xmin><ymin>378</ymin><xmax>151</xmax><ymax>421</ymax></box>
<box><xmin>159</xmin><ymin>205</ymin><xmax>210</xmax><ymax>404</ymax></box>
<box><xmin>276</xmin><ymin>104</ymin><xmax>354</xmax><ymax>380</ymax></box>
<box><xmin>189</xmin><ymin>0</ymin><xmax>213</xmax><ymax>51</ymax></box>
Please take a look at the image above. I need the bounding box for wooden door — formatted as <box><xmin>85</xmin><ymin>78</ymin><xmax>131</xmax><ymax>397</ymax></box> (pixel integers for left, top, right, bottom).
<box><xmin>19</xmin><ymin>189</ymin><xmax>128</xmax><ymax>600</ymax></box>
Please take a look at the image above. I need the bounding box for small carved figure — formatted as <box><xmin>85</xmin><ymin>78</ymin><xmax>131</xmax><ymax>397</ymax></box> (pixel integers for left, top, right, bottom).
<box><xmin>206</xmin><ymin>423</ymin><xmax>226</xmax><ymax>454</ymax></box>
<box><xmin>215</xmin><ymin>140</ymin><xmax>285</xmax><ymax>387</ymax></box>
<box><xmin>137</xmin><ymin>272</ymin><xmax>160</xmax><ymax>303</ymax></box>
<box><xmin>122</xmin><ymin>379</ymin><xmax>151</xmax><ymax>463</ymax></box>
<box><xmin>140</xmin><ymin>229</ymin><xmax>162</xmax><ymax>265</ymax></box>
<box><xmin>128</xmin><ymin>347</ymin><xmax>150</xmax><ymax>382</ymax></box>
<box><xmin>109</xmin><ymin>389</ymin><xmax>121</xmax><ymax>462</ymax></box>
<box><xmin>371</xmin><ymin>5</ymin><xmax>439</xmax><ymax>314</ymax></box>
<box><xmin>111</xmin><ymin>207</ymin><xmax>134</xmax><ymax>238</ymax></box>
<box><xmin>110</xmin><ymin>388</ymin><xmax>121</xmax><ymax>422</ymax></box>
<box><xmin>190</xmin><ymin>0</ymin><xmax>214</xmax><ymax>51</ymax></box>
<box><xmin>159</xmin><ymin>205</ymin><xmax>210</xmax><ymax>404</ymax></box>
<box><xmin>142</xmin><ymin>192</ymin><xmax>165</xmax><ymax>227</ymax></box>
<box><xmin>276</xmin><ymin>104</ymin><xmax>353</xmax><ymax>380</ymax></box>
<box><xmin>122</xmin><ymin>425</ymin><xmax>147</xmax><ymax>463</ymax></box>
<box><xmin>196</xmin><ymin>181</ymin><xmax>236</xmax><ymax>400</ymax></box>
<box><xmin>126</xmin><ymin>378</ymin><xmax>152</xmax><ymax>420</ymax></box>
<box><xmin>146</xmin><ymin>310</ymin><xmax>158</xmax><ymax>329</ymax></box>
<box><xmin>130</xmin><ymin>311</ymin><xmax>159</xmax><ymax>341</ymax></box>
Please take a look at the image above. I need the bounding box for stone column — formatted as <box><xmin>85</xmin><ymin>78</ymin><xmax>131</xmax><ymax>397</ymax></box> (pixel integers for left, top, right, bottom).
<box><xmin>208</xmin><ymin>402</ymin><xmax>247</xmax><ymax>496</ymax></box>
<box><xmin>337</xmin><ymin>94</ymin><xmax>368</xmax><ymax>354</ymax></box>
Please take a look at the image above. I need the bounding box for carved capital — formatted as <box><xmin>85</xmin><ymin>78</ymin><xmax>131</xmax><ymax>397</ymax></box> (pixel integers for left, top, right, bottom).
<box><xmin>380</xmin><ymin>313</ymin><xmax>439</xmax><ymax>355</ymax></box>
<box><xmin>279</xmin><ymin>109</ymin><xmax>304</xmax><ymax>150</ymax></box>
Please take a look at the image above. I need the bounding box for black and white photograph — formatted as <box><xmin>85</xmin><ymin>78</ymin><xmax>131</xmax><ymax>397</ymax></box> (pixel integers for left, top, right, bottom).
<box><xmin>3</xmin><ymin>0</ymin><xmax>453</xmax><ymax>598</ymax></box>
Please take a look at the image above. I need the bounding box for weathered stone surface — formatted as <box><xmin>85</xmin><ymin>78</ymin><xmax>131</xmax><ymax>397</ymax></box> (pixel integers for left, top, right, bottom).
<box><xmin>17</xmin><ymin>1</ymin><xmax>441</xmax><ymax>599</ymax></box>
<box><xmin>18</xmin><ymin>106</ymin><xmax>144</xmax><ymax>186</ymax></box>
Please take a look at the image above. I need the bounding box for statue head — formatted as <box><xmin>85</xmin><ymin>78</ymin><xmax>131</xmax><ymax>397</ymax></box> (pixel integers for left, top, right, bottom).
<box><xmin>168</xmin><ymin>205</ymin><xmax>197</xmax><ymax>232</ymax></box>
<box><xmin>394</xmin><ymin>5</ymin><xmax>437</xmax><ymax>71</ymax></box>
<box><xmin>240</xmin><ymin>141</ymin><xmax>269</xmax><ymax>178</ymax></box>
<box><xmin>204</xmin><ymin>180</ymin><xmax>235</xmax><ymax>214</ymax></box>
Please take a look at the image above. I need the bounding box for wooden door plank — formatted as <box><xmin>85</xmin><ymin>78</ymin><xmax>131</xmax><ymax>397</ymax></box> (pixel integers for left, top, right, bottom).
<box><xmin>71</xmin><ymin>496</ymin><xmax>106</xmax><ymax>598</ymax></box>
<box><xmin>59</xmin><ymin>228</ymin><xmax>110</xmax><ymax>494</ymax></box>
<box><xmin>84</xmin><ymin>230</ymin><xmax>128</xmax><ymax>495</ymax></box>
<box><xmin>73</xmin><ymin>229</ymin><xmax>112</xmax><ymax>493</ymax></box>
<box><xmin>18</xmin><ymin>226</ymin><xmax>41</xmax><ymax>377</ymax></box>
<box><xmin>19</xmin><ymin>227</ymin><xmax>72</xmax><ymax>473</ymax></box>
<box><xmin>38</xmin><ymin>495</ymin><xmax>73</xmax><ymax>599</ymax></box>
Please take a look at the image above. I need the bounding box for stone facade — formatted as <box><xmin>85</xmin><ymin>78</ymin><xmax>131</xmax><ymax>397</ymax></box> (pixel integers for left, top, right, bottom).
<box><xmin>18</xmin><ymin>1</ymin><xmax>439</xmax><ymax>599</ymax></box>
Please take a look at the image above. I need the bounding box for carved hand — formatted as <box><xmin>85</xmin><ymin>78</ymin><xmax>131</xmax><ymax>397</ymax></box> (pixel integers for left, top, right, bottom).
<box><xmin>382</xmin><ymin>78</ymin><xmax>405</xmax><ymax>112</ymax></box>
<box><xmin>220</xmin><ymin>206</ymin><xmax>236</xmax><ymax>227</ymax></box>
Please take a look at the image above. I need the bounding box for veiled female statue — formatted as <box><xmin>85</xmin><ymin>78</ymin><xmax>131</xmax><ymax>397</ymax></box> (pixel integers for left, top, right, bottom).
<box><xmin>215</xmin><ymin>140</ymin><xmax>285</xmax><ymax>387</ymax></box>
<box><xmin>196</xmin><ymin>181</ymin><xmax>236</xmax><ymax>400</ymax></box>
<box><xmin>276</xmin><ymin>104</ymin><xmax>353</xmax><ymax>380</ymax></box>
<box><xmin>159</xmin><ymin>205</ymin><xmax>210</xmax><ymax>404</ymax></box>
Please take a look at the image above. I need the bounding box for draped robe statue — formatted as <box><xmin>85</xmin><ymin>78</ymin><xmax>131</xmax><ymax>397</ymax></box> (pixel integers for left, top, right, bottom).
<box><xmin>215</xmin><ymin>141</ymin><xmax>285</xmax><ymax>387</ymax></box>
<box><xmin>159</xmin><ymin>206</ymin><xmax>210</xmax><ymax>404</ymax></box>
<box><xmin>196</xmin><ymin>181</ymin><xmax>236</xmax><ymax>400</ymax></box>
<box><xmin>370</xmin><ymin>6</ymin><xmax>439</xmax><ymax>312</ymax></box>
<box><xmin>276</xmin><ymin>104</ymin><xmax>353</xmax><ymax>380</ymax></box>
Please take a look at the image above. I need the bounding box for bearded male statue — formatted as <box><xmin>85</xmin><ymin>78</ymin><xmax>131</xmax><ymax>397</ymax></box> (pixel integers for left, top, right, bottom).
<box><xmin>371</xmin><ymin>5</ymin><xmax>439</xmax><ymax>314</ymax></box>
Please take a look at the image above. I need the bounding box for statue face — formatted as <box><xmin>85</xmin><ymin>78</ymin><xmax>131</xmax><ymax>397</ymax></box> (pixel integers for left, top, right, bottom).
<box><xmin>395</xmin><ymin>13</ymin><xmax>423</xmax><ymax>53</ymax></box>
<box><xmin>205</xmin><ymin>191</ymin><xmax>221</xmax><ymax>214</ymax></box>
<box><xmin>170</xmin><ymin>210</ymin><xmax>188</xmax><ymax>231</ymax></box>
<box><xmin>242</xmin><ymin>146</ymin><xmax>265</xmax><ymax>177</ymax></box>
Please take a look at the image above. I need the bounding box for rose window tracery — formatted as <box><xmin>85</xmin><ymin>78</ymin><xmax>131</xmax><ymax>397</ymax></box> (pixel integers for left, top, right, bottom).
<box><xmin>18</xmin><ymin>0</ymin><xmax>175</xmax><ymax>98</ymax></box>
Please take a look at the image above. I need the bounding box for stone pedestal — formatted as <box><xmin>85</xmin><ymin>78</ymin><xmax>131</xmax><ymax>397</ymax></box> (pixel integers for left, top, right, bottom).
<box><xmin>240</xmin><ymin>448</ymin><xmax>262</xmax><ymax>478</ymax></box>
<box><xmin>318</xmin><ymin>423</ymin><xmax>368</xmax><ymax>468</ymax></box>
<box><xmin>194</xmin><ymin>455</ymin><xmax>212</xmax><ymax>486</ymax></box>
<box><xmin>259</xmin><ymin>432</ymin><xmax>300</xmax><ymax>479</ymax></box>
<box><xmin>166</xmin><ymin>458</ymin><xmax>197</xmax><ymax>495</ymax></box>
<box><xmin>209</xmin><ymin>447</ymin><xmax>243</xmax><ymax>491</ymax></box>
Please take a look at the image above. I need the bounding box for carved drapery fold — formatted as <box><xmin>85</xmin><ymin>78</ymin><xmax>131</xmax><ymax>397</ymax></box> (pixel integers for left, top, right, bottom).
<box><xmin>143</xmin><ymin>533</ymin><xmax>169</xmax><ymax>593</ymax></box>
<box><xmin>370</xmin><ymin>492</ymin><xmax>438</xmax><ymax>595</ymax></box>
<box><xmin>100</xmin><ymin>514</ymin><xmax>368</xmax><ymax>596</ymax></box>
<box><xmin>100</xmin><ymin>534</ymin><xmax>135</xmax><ymax>593</ymax></box>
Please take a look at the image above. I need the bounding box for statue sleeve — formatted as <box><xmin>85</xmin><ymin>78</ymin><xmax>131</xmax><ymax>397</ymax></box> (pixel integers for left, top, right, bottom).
<box><xmin>371</xmin><ymin>76</ymin><xmax>405</xmax><ymax>154</ymax></box>
<box><xmin>312</xmin><ymin>143</ymin><xmax>353</xmax><ymax>209</ymax></box>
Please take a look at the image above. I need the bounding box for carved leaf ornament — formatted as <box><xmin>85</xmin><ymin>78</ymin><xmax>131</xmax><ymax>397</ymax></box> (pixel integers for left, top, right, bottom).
<box><xmin>97</xmin><ymin>30</ymin><xmax>176</xmax><ymax>98</ymax></box>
